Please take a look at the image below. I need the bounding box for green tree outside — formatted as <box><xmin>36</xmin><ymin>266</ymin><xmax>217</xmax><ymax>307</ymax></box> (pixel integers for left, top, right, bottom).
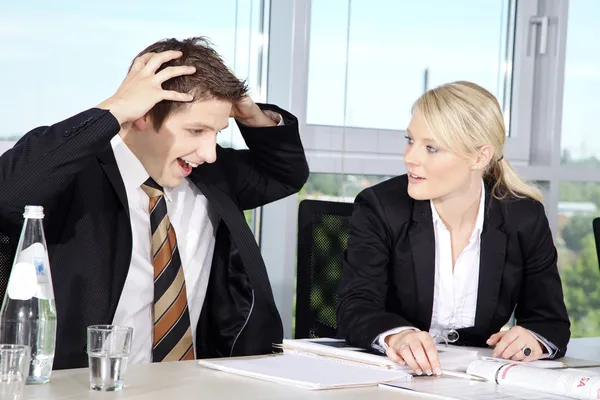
<box><xmin>559</xmin><ymin>181</ymin><xmax>600</xmax><ymax>337</ymax></box>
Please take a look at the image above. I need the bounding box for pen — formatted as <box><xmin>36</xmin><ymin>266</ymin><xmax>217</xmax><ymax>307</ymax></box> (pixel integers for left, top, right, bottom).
<box><xmin>440</xmin><ymin>369</ymin><xmax>487</xmax><ymax>382</ymax></box>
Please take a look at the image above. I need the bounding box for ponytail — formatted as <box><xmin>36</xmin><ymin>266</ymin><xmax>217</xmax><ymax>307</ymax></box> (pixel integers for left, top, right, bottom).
<box><xmin>487</xmin><ymin>158</ymin><xmax>543</xmax><ymax>203</ymax></box>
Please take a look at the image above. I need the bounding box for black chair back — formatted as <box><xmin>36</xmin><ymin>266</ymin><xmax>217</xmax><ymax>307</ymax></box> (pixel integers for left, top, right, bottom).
<box><xmin>295</xmin><ymin>199</ymin><xmax>354</xmax><ymax>339</ymax></box>
<box><xmin>593</xmin><ymin>218</ymin><xmax>600</xmax><ymax>271</ymax></box>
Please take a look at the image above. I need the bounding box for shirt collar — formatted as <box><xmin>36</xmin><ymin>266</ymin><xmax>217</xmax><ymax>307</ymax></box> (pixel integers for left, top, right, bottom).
<box><xmin>430</xmin><ymin>180</ymin><xmax>486</xmax><ymax>240</ymax></box>
<box><xmin>110</xmin><ymin>135</ymin><xmax>173</xmax><ymax>202</ymax></box>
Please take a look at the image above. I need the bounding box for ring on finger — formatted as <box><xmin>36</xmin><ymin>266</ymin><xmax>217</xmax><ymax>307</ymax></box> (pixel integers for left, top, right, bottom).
<box><xmin>397</xmin><ymin>343</ymin><xmax>410</xmax><ymax>351</ymax></box>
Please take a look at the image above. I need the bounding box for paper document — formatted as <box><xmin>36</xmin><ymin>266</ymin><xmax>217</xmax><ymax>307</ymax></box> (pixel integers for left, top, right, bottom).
<box><xmin>479</xmin><ymin>355</ymin><xmax>566</xmax><ymax>369</ymax></box>
<box><xmin>468</xmin><ymin>359</ymin><xmax>600</xmax><ymax>399</ymax></box>
<box><xmin>380</xmin><ymin>375</ymin><xmax>567</xmax><ymax>400</ymax></box>
<box><xmin>444</xmin><ymin>343</ymin><xmax>598</xmax><ymax>369</ymax></box>
<box><xmin>281</xmin><ymin>338</ymin><xmax>479</xmax><ymax>371</ymax></box>
<box><xmin>197</xmin><ymin>352</ymin><xmax>411</xmax><ymax>390</ymax></box>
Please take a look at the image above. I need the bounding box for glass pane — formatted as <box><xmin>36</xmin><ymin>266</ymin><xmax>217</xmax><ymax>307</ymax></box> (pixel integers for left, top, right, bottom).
<box><xmin>0</xmin><ymin>0</ymin><xmax>264</xmax><ymax>150</ymax></box>
<box><xmin>560</xmin><ymin>2</ymin><xmax>600</xmax><ymax>165</ymax></box>
<box><xmin>298</xmin><ymin>173</ymin><xmax>394</xmax><ymax>202</ymax></box>
<box><xmin>306</xmin><ymin>0</ymin><xmax>515</xmax><ymax>131</ymax></box>
<box><xmin>558</xmin><ymin>182</ymin><xmax>600</xmax><ymax>337</ymax></box>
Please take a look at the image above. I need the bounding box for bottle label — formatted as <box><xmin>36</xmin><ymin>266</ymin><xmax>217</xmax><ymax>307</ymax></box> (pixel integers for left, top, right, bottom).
<box><xmin>34</xmin><ymin>257</ymin><xmax>49</xmax><ymax>283</ymax></box>
<box><xmin>6</xmin><ymin>262</ymin><xmax>38</xmax><ymax>300</ymax></box>
<box><xmin>13</xmin><ymin>243</ymin><xmax>54</xmax><ymax>300</ymax></box>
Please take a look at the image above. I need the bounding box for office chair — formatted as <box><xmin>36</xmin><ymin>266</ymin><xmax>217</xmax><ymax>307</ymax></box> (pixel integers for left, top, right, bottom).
<box><xmin>295</xmin><ymin>199</ymin><xmax>354</xmax><ymax>339</ymax></box>
<box><xmin>593</xmin><ymin>218</ymin><xmax>600</xmax><ymax>272</ymax></box>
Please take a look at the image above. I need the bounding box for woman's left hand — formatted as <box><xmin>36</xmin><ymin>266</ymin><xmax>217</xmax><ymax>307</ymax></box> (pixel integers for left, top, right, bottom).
<box><xmin>486</xmin><ymin>326</ymin><xmax>544</xmax><ymax>361</ymax></box>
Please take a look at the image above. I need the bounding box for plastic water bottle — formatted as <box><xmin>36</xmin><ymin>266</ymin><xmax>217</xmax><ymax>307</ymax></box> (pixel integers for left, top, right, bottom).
<box><xmin>0</xmin><ymin>205</ymin><xmax>57</xmax><ymax>384</ymax></box>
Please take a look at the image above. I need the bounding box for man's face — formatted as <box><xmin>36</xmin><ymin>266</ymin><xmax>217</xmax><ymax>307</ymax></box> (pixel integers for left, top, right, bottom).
<box><xmin>138</xmin><ymin>98</ymin><xmax>231</xmax><ymax>188</ymax></box>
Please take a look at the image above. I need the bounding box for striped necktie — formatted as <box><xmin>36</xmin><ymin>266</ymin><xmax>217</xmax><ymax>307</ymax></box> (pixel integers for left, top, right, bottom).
<box><xmin>141</xmin><ymin>178</ymin><xmax>195</xmax><ymax>362</ymax></box>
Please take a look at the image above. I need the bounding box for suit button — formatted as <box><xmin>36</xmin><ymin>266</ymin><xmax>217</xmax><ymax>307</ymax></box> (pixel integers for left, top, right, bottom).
<box><xmin>63</xmin><ymin>130</ymin><xmax>71</xmax><ymax>137</ymax></box>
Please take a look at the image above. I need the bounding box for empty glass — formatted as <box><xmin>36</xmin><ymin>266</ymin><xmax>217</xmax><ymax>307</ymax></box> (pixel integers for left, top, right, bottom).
<box><xmin>87</xmin><ymin>325</ymin><xmax>132</xmax><ymax>391</ymax></box>
<box><xmin>0</xmin><ymin>344</ymin><xmax>31</xmax><ymax>400</ymax></box>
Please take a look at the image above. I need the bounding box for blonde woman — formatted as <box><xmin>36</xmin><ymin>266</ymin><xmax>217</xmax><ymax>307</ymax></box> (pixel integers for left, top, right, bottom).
<box><xmin>336</xmin><ymin>81</ymin><xmax>570</xmax><ymax>376</ymax></box>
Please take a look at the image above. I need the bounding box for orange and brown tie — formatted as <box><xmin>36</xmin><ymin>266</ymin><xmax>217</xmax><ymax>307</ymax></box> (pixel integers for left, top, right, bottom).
<box><xmin>141</xmin><ymin>178</ymin><xmax>195</xmax><ymax>362</ymax></box>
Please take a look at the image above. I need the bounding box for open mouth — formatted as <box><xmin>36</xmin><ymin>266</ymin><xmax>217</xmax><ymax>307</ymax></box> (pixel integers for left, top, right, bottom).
<box><xmin>176</xmin><ymin>158</ymin><xmax>199</xmax><ymax>176</ymax></box>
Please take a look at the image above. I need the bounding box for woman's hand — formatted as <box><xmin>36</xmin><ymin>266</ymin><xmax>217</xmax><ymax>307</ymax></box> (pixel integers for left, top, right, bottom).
<box><xmin>487</xmin><ymin>326</ymin><xmax>544</xmax><ymax>361</ymax></box>
<box><xmin>385</xmin><ymin>330</ymin><xmax>441</xmax><ymax>375</ymax></box>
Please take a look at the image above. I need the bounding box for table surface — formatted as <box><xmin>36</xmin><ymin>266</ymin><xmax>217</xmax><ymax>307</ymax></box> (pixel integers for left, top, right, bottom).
<box><xmin>23</xmin><ymin>337</ymin><xmax>600</xmax><ymax>400</ymax></box>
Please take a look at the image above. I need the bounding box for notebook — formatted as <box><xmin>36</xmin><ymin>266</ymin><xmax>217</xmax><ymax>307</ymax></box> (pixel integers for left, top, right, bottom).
<box><xmin>197</xmin><ymin>351</ymin><xmax>411</xmax><ymax>390</ymax></box>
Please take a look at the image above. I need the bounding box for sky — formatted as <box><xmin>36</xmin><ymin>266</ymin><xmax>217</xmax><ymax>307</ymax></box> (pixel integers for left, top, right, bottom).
<box><xmin>1</xmin><ymin>0</ymin><xmax>599</xmax><ymax>161</ymax></box>
<box><xmin>0</xmin><ymin>0</ymin><xmax>261</xmax><ymax>148</ymax></box>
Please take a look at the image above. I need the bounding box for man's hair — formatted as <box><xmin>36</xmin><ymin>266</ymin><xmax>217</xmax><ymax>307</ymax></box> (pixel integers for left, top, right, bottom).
<box><xmin>133</xmin><ymin>36</ymin><xmax>248</xmax><ymax>130</ymax></box>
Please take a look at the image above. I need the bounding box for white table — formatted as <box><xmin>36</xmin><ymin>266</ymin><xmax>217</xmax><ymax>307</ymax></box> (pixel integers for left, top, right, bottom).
<box><xmin>23</xmin><ymin>360</ymin><xmax>428</xmax><ymax>400</ymax></box>
<box><xmin>23</xmin><ymin>338</ymin><xmax>600</xmax><ymax>399</ymax></box>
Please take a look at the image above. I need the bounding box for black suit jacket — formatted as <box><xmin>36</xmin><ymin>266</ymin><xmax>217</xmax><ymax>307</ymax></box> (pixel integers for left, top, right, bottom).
<box><xmin>0</xmin><ymin>104</ymin><xmax>309</xmax><ymax>369</ymax></box>
<box><xmin>337</xmin><ymin>175</ymin><xmax>570</xmax><ymax>358</ymax></box>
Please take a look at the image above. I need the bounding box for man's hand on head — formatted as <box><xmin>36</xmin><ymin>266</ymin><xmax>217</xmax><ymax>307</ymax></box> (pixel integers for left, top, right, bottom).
<box><xmin>97</xmin><ymin>51</ymin><xmax>195</xmax><ymax>127</ymax></box>
<box><xmin>230</xmin><ymin>96</ymin><xmax>279</xmax><ymax>127</ymax></box>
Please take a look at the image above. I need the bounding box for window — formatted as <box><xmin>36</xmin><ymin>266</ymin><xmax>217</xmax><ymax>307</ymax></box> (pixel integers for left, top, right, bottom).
<box><xmin>291</xmin><ymin>0</ymin><xmax>533</xmax><ymax>167</ymax></box>
<box><xmin>558</xmin><ymin>182</ymin><xmax>600</xmax><ymax>337</ymax></box>
<box><xmin>0</xmin><ymin>0</ymin><xmax>265</xmax><ymax>150</ymax></box>
<box><xmin>560</xmin><ymin>1</ymin><xmax>600</xmax><ymax>166</ymax></box>
<box><xmin>306</xmin><ymin>0</ymin><xmax>516</xmax><ymax>131</ymax></box>
<box><xmin>299</xmin><ymin>173</ymin><xmax>393</xmax><ymax>202</ymax></box>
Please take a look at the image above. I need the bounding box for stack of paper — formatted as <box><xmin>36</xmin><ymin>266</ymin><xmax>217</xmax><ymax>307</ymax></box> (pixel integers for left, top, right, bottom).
<box><xmin>198</xmin><ymin>352</ymin><xmax>411</xmax><ymax>390</ymax></box>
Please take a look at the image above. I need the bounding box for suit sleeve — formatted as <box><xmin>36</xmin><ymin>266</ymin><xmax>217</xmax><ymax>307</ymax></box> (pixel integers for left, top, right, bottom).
<box><xmin>0</xmin><ymin>108</ymin><xmax>120</xmax><ymax>232</ymax></box>
<box><xmin>515</xmin><ymin>202</ymin><xmax>571</xmax><ymax>358</ymax></box>
<box><xmin>337</xmin><ymin>188</ymin><xmax>415</xmax><ymax>349</ymax></box>
<box><xmin>216</xmin><ymin>104</ymin><xmax>309</xmax><ymax>210</ymax></box>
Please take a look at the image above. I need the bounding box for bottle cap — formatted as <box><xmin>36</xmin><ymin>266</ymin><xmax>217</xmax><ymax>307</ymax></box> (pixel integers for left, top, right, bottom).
<box><xmin>23</xmin><ymin>205</ymin><xmax>44</xmax><ymax>219</ymax></box>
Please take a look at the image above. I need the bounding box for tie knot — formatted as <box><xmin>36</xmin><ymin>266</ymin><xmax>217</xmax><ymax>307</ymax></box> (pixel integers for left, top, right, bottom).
<box><xmin>141</xmin><ymin>177</ymin><xmax>164</xmax><ymax>198</ymax></box>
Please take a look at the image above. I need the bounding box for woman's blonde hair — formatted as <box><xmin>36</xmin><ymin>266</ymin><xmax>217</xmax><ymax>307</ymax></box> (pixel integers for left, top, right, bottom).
<box><xmin>412</xmin><ymin>80</ymin><xmax>542</xmax><ymax>203</ymax></box>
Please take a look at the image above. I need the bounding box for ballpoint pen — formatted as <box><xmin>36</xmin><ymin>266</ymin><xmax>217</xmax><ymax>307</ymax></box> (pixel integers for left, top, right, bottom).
<box><xmin>410</xmin><ymin>369</ymin><xmax>487</xmax><ymax>381</ymax></box>
<box><xmin>440</xmin><ymin>369</ymin><xmax>487</xmax><ymax>382</ymax></box>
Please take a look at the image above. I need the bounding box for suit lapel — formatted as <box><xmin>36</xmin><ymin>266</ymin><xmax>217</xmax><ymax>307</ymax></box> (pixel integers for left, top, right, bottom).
<box><xmin>189</xmin><ymin>170</ymin><xmax>279</xmax><ymax>316</ymax></box>
<box><xmin>474</xmin><ymin>192</ymin><xmax>506</xmax><ymax>328</ymax></box>
<box><xmin>408</xmin><ymin>199</ymin><xmax>436</xmax><ymax>329</ymax></box>
<box><xmin>98</xmin><ymin>145</ymin><xmax>129</xmax><ymax>217</ymax></box>
<box><xmin>97</xmin><ymin>145</ymin><xmax>132</xmax><ymax>318</ymax></box>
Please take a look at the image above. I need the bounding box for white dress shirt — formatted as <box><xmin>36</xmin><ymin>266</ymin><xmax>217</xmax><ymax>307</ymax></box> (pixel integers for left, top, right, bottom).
<box><xmin>110</xmin><ymin>135</ymin><xmax>218</xmax><ymax>364</ymax></box>
<box><xmin>428</xmin><ymin>182</ymin><xmax>485</xmax><ymax>337</ymax></box>
<box><xmin>375</xmin><ymin>181</ymin><xmax>555</xmax><ymax>357</ymax></box>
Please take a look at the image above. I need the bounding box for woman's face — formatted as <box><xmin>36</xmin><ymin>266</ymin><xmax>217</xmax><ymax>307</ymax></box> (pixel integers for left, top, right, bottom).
<box><xmin>404</xmin><ymin>108</ymin><xmax>477</xmax><ymax>201</ymax></box>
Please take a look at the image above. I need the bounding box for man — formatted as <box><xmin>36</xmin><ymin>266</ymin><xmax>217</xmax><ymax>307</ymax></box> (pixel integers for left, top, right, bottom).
<box><xmin>0</xmin><ymin>37</ymin><xmax>309</xmax><ymax>369</ymax></box>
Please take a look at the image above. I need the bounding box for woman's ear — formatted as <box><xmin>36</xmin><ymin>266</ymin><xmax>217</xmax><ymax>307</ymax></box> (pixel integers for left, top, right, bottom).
<box><xmin>473</xmin><ymin>145</ymin><xmax>494</xmax><ymax>170</ymax></box>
